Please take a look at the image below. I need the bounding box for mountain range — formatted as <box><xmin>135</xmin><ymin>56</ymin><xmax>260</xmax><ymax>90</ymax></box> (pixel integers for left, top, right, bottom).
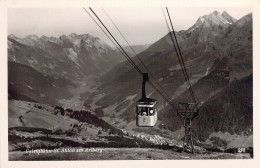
<box><xmin>8</xmin><ymin>33</ymin><xmax>125</xmax><ymax>104</ymax></box>
<box><xmin>8</xmin><ymin>10</ymin><xmax>253</xmax><ymax>147</ymax></box>
<box><xmin>8</xmin><ymin>33</ymin><xmax>124</xmax><ymax>79</ymax></box>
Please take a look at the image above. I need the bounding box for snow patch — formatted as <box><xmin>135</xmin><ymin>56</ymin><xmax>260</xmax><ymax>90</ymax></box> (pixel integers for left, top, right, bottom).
<box><xmin>27</xmin><ymin>85</ymin><xmax>34</xmax><ymax>90</ymax></box>
<box><xmin>63</xmin><ymin>48</ymin><xmax>79</xmax><ymax>65</ymax></box>
<box><xmin>205</xmin><ymin>66</ymin><xmax>210</xmax><ymax>76</ymax></box>
<box><xmin>168</xmin><ymin>64</ymin><xmax>181</xmax><ymax>71</ymax></box>
<box><xmin>40</xmin><ymin>93</ymin><xmax>46</xmax><ymax>98</ymax></box>
<box><xmin>28</xmin><ymin>58</ymin><xmax>38</xmax><ymax>67</ymax></box>
<box><xmin>199</xmin><ymin>17</ymin><xmax>205</xmax><ymax>22</ymax></box>
<box><xmin>48</xmin><ymin>63</ymin><xmax>56</xmax><ymax>69</ymax></box>
<box><xmin>125</xmin><ymin>94</ymin><xmax>137</xmax><ymax>101</ymax></box>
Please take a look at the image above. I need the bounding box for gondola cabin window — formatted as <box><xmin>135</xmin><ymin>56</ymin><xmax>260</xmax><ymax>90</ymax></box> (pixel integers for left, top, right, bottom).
<box><xmin>137</xmin><ymin>106</ymin><xmax>155</xmax><ymax>116</ymax></box>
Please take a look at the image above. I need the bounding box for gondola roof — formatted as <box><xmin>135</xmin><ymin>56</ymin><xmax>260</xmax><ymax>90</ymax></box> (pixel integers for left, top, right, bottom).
<box><xmin>137</xmin><ymin>97</ymin><xmax>157</xmax><ymax>103</ymax></box>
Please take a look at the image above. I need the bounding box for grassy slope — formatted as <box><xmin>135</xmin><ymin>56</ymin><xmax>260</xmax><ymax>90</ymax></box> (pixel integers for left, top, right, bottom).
<box><xmin>8</xmin><ymin>100</ymin><xmax>79</xmax><ymax>130</ymax></box>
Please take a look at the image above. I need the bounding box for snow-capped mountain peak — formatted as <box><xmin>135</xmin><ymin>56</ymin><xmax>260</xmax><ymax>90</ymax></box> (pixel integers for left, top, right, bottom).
<box><xmin>212</xmin><ymin>10</ymin><xmax>220</xmax><ymax>15</ymax></box>
<box><xmin>187</xmin><ymin>11</ymin><xmax>235</xmax><ymax>33</ymax></box>
<box><xmin>221</xmin><ymin>11</ymin><xmax>237</xmax><ymax>24</ymax></box>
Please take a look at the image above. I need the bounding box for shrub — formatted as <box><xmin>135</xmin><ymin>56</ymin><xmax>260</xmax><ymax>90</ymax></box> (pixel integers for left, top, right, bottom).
<box><xmin>53</xmin><ymin>128</ymin><xmax>63</xmax><ymax>135</ymax></box>
<box><xmin>65</xmin><ymin>129</ymin><xmax>77</xmax><ymax>136</ymax></box>
<box><xmin>210</xmin><ymin>137</ymin><xmax>228</xmax><ymax>147</ymax></box>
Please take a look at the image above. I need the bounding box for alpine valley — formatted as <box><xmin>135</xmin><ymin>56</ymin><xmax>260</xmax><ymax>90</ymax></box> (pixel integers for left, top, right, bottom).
<box><xmin>8</xmin><ymin>10</ymin><xmax>253</xmax><ymax>160</ymax></box>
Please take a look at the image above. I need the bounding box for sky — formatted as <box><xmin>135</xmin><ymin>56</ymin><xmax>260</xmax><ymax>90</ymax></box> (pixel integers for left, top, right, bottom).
<box><xmin>8</xmin><ymin>7</ymin><xmax>252</xmax><ymax>46</ymax></box>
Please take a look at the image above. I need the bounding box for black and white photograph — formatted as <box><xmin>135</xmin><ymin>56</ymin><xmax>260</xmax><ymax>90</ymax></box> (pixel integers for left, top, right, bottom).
<box><xmin>1</xmin><ymin>0</ymin><xmax>259</xmax><ymax>165</ymax></box>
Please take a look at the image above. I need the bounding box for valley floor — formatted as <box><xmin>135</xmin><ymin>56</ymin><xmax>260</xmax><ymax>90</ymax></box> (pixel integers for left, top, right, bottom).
<box><xmin>9</xmin><ymin>147</ymin><xmax>251</xmax><ymax>160</ymax></box>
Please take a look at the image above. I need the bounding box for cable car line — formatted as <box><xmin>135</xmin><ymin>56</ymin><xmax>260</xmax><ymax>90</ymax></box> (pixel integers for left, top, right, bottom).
<box><xmin>165</xmin><ymin>7</ymin><xmax>196</xmax><ymax>102</ymax></box>
<box><xmin>88</xmin><ymin>7</ymin><xmax>176</xmax><ymax>109</ymax></box>
<box><xmin>85</xmin><ymin>7</ymin><xmax>178</xmax><ymax>111</ymax></box>
<box><xmin>84</xmin><ymin>7</ymin><xmax>198</xmax><ymax>147</ymax></box>
<box><xmin>102</xmin><ymin>8</ymin><xmax>174</xmax><ymax>106</ymax></box>
<box><xmin>148</xmin><ymin>81</ymin><xmax>178</xmax><ymax>112</ymax></box>
<box><xmin>164</xmin><ymin>9</ymin><xmax>199</xmax><ymax>153</ymax></box>
<box><xmin>162</xmin><ymin>7</ymin><xmax>190</xmax><ymax>91</ymax></box>
<box><xmin>164</xmin><ymin>7</ymin><xmax>196</xmax><ymax>103</ymax></box>
<box><xmin>83</xmin><ymin>8</ymin><xmax>129</xmax><ymax>61</ymax></box>
<box><xmin>164</xmin><ymin>7</ymin><xmax>195</xmax><ymax>102</ymax></box>
<box><xmin>162</xmin><ymin>7</ymin><xmax>195</xmax><ymax>103</ymax></box>
<box><xmin>88</xmin><ymin>7</ymin><xmax>143</xmax><ymax>75</ymax></box>
<box><xmin>83</xmin><ymin>8</ymin><xmax>141</xmax><ymax>74</ymax></box>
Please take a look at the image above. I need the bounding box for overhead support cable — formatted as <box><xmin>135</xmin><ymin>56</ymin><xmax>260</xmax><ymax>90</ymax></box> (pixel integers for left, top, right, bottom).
<box><xmin>88</xmin><ymin>7</ymin><xmax>143</xmax><ymax>75</ymax></box>
<box><xmin>83</xmin><ymin>8</ymin><xmax>129</xmax><ymax>60</ymax></box>
<box><xmin>84</xmin><ymin>7</ymin><xmax>178</xmax><ymax>111</ymax></box>
<box><xmin>164</xmin><ymin>7</ymin><xmax>196</xmax><ymax>103</ymax></box>
<box><xmin>102</xmin><ymin>8</ymin><xmax>174</xmax><ymax>105</ymax></box>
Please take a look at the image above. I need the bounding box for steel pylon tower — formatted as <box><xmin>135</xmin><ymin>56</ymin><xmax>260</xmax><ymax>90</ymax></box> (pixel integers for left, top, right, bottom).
<box><xmin>177</xmin><ymin>102</ymin><xmax>199</xmax><ymax>154</ymax></box>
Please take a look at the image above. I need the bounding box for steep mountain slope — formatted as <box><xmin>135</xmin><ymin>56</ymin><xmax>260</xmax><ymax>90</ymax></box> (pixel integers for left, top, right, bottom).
<box><xmin>8</xmin><ymin>61</ymin><xmax>73</xmax><ymax>105</ymax></box>
<box><xmin>223</xmin><ymin>13</ymin><xmax>252</xmax><ymax>80</ymax></box>
<box><xmin>172</xmin><ymin>13</ymin><xmax>252</xmax><ymax>104</ymax></box>
<box><xmin>193</xmin><ymin>74</ymin><xmax>253</xmax><ymax>141</ymax></box>
<box><xmin>8</xmin><ymin>33</ymin><xmax>123</xmax><ymax>81</ymax></box>
<box><xmin>84</xmin><ymin>11</ymin><xmax>253</xmax><ymax>143</ymax></box>
<box><xmin>123</xmin><ymin>44</ymin><xmax>151</xmax><ymax>57</ymax></box>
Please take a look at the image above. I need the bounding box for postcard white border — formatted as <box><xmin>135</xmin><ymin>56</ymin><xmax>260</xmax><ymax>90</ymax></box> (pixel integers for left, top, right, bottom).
<box><xmin>1</xmin><ymin>0</ymin><xmax>260</xmax><ymax>167</ymax></box>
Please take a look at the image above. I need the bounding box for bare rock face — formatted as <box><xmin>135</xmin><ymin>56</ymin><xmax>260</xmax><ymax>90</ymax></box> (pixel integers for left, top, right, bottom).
<box><xmin>8</xmin><ymin>33</ymin><xmax>123</xmax><ymax>80</ymax></box>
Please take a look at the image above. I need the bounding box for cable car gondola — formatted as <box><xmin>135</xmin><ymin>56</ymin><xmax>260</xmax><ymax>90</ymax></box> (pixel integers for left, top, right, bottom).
<box><xmin>136</xmin><ymin>73</ymin><xmax>157</xmax><ymax>127</ymax></box>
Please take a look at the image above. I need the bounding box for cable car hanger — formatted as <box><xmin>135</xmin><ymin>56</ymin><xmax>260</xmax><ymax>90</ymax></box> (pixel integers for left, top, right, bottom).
<box><xmin>136</xmin><ymin>73</ymin><xmax>157</xmax><ymax>127</ymax></box>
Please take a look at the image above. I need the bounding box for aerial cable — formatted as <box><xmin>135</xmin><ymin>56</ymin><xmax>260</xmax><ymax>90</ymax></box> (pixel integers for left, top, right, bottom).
<box><xmin>102</xmin><ymin>8</ymin><xmax>174</xmax><ymax>104</ymax></box>
<box><xmin>162</xmin><ymin>7</ymin><xmax>195</xmax><ymax>101</ymax></box>
<box><xmin>162</xmin><ymin>7</ymin><xmax>189</xmax><ymax>88</ymax></box>
<box><xmin>83</xmin><ymin>8</ymin><xmax>143</xmax><ymax>78</ymax></box>
<box><xmin>148</xmin><ymin>81</ymin><xmax>178</xmax><ymax>112</ymax></box>
<box><xmin>165</xmin><ymin>7</ymin><xmax>196</xmax><ymax>102</ymax></box>
<box><xmin>164</xmin><ymin>7</ymin><xmax>196</xmax><ymax>102</ymax></box>
<box><xmin>163</xmin><ymin>7</ymin><xmax>194</xmax><ymax>100</ymax></box>
<box><xmin>85</xmin><ymin>7</ymin><xmax>177</xmax><ymax>110</ymax></box>
<box><xmin>83</xmin><ymin>8</ymin><xmax>129</xmax><ymax>61</ymax></box>
<box><xmin>88</xmin><ymin>7</ymin><xmax>143</xmax><ymax>75</ymax></box>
